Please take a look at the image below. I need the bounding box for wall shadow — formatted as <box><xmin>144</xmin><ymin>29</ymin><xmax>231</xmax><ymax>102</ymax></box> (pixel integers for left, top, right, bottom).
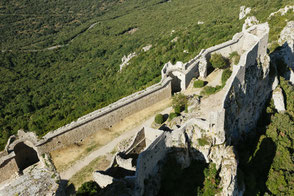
<box><xmin>235</xmin><ymin>80</ymin><xmax>277</xmax><ymax>195</ymax></box>
<box><xmin>14</xmin><ymin>142</ymin><xmax>39</xmax><ymax>171</ymax></box>
<box><xmin>169</xmin><ymin>73</ymin><xmax>182</xmax><ymax>94</ymax></box>
<box><xmin>156</xmin><ymin>147</ymin><xmax>209</xmax><ymax>196</ymax></box>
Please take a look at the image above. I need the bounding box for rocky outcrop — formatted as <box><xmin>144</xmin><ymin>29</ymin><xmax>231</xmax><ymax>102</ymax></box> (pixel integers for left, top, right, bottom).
<box><xmin>290</xmin><ymin>69</ymin><xmax>294</xmax><ymax>84</ymax></box>
<box><xmin>93</xmin><ymin>172</ymin><xmax>114</xmax><ymax>188</ymax></box>
<box><xmin>170</xmin><ymin>122</ymin><xmax>239</xmax><ymax>196</ymax></box>
<box><xmin>0</xmin><ymin>154</ymin><xmax>62</xmax><ymax>196</ymax></box>
<box><xmin>242</xmin><ymin>16</ymin><xmax>259</xmax><ymax>31</ymax></box>
<box><xmin>142</xmin><ymin>44</ymin><xmax>152</xmax><ymax>52</ymax></box>
<box><xmin>278</xmin><ymin>21</ymin><xmax>294</xmax><ymax>70</ymax></box>
<box><xmin>273</xmin><ymin>87</ymin><xmax>286</xmax><ymax>112</ymax></box>
<box><xmin>120</xmin><ymin>52</ymin><xmax>137</xmax><ymax>71</ymax></box>
<box><xmin>239</xmin><ymin>6</ymin><xmax>251</xmax><ymax>20</ymax></box>
<box><xmin>269</xmin><ymin>5</ymin><xmax>294</xmax><ymax>18</ymax></box>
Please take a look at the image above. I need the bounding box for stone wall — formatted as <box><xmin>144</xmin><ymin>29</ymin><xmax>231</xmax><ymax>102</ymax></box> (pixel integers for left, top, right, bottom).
<box><xmin>36</xmin><ymin>78</ymin><xmax>172</xmax><ymax>153</ymax></box>
<box><xmin>219</xmin><ymin>24</ymin><xmax>271</xmax><ymax>143</ymax></box>
<box><xmin>134</xmin><ymin>133</ymin><xmax>168</xmax><ymax>196</ymax></box>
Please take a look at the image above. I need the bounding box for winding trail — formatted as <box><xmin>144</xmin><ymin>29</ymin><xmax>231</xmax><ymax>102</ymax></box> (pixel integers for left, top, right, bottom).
<box><xmin>1</xmin><ymin>22</ymin><xmax>99</xmax><ymax>53</ymax></box>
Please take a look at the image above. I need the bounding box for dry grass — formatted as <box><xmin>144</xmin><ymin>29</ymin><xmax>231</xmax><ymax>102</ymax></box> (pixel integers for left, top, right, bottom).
<box><xmin>68</xmin><ymin>156</ymin><xmax>110</xmax><ymax>189</ymax></box>
<box><xmin>51</xmin><ymin>98</ymin><xmax>171</xmax><ymax>172</ymax></box>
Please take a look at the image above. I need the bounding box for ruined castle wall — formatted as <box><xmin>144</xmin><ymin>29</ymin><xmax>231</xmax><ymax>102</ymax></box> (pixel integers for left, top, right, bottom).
<box><xmin>184</xmin><ymin>61</ymin><xmax>199</xmax><ymax>88</ymax></box>
<box><xmin>37</xmin><ymin>79</ymin><xmax>172</xmax><ymax>153</ymax></box>
<box><xmin>197</xmin><ymin>33</ymin><xmax>244</xmax><ymax>77</ymax></box>
<box><xmin>219</xmin><ymin>26</ymin><xmax>271</xmax><ymax>142</ymax></box>
<box><xmin>0</xmin><ymin>154</ymin><xmax>18</xmax><ymax>183</ymax></box>
<box><xmin>134</xmin><ymin>133</ymin><xmax>168</xmax><ymax>196</ymax></box>
<box><xmin>125</xmin><ymin>128</ymin><xmax>145</xmax><ymax>155</ymax></box>
<box><xmin>203</xmin><ymin>33</ymin><xmax>244</xmax><ymax>59</ymax></box>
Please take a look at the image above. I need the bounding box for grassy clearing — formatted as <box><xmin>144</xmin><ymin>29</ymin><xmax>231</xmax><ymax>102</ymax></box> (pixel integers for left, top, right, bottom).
<box><xmin>68</xmin><ymin>156</ymin><xmax>110</xmax><ymax>189</ymax></box>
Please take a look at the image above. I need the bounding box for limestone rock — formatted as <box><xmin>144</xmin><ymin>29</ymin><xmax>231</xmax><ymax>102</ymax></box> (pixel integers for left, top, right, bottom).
<box><xmin>217</xmin><ymin>146</ymin><xmax>238</xmax><ymax>196</ymax></box>
<box><xmin>242</xmin><ymin>16</ymin><xmax>259</xmax><ymax>31</ymax></box>
<box><xmin>272</xmin><ymin>76</ymin><xmax>279</xmax><ymax>90</ymax></box>
<box><xmin>171</xmin><ymin>36</ymin><xmax>179</xmax><ymax>43</ymax></box>
<box><xmin>93</xmin><ymin>172</ymin><xmax>114</xmax><ymax>188</ymax></box>
<box><xmin>278</xmin><ymin>21</ymin><xmax>294</xmax><ymax>70</ymax></box>
<box><xmin>239</xmin><ymin>6</ymin><xmax>251</xmax><ymax>20</ymax></box>
<box><xmin>142</xmin><ymin>44</ymin><xmax>152</xmax><ymax>52</ymax></box>
<box><xmin>273</xmin><ymin>87</ymin><xmax>286</xmax><ymax>112</ymax></box>
<box><xmin>290</xmin><ymin>69</ymin><xmax>294</xmax><ymax>85</ymax></box>
<box><xmin>0</xmin><ymin>165</ymin><xmax>61</xmax><ymax>196</ymax></box>
<box><xmin>279</xmin><ymin>21</ymin><xmax>294</xmax><ymax>45</ymax></box>
<box><xmin>120</xmin><ymin>52</ymin><xmax>137</xmax><ymax>71</ymax></box>
<box><xmin>269</xmin><ymin>5</ymin><xmax>294</xmax><ymax>18</ymax></box>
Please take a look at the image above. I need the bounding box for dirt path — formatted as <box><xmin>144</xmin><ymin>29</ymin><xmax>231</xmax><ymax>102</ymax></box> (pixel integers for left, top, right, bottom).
<box><xmin>58</xmin><ymin>100</ymin><xmax>172</xmax><ymax>180</ymax></box>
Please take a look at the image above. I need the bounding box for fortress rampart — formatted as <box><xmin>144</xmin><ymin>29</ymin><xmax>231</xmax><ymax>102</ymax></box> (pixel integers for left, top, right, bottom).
<box><xmin>219</xmin><ymin>24</ymin><xmax>271</xmax><ymax>143</ymax></box>
<box><xmin>36</xmin><ymin>77</ymin><xmax>172</xmax><ymax>153</ymax></box>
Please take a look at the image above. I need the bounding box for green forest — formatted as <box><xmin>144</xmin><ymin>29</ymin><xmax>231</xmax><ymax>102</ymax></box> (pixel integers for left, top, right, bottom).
<box><xmin>237</xmin><ymin>75</ymin><xmax>294</xmax><ymax>195</ymax></box>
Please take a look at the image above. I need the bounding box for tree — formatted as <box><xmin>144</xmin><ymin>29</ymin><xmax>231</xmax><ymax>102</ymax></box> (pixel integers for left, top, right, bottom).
<box><xmin>77</xmin><ymin>181</ymin><xmax>101</xmax><ymax>196</ymax></box>
<box><xmin>194</xmin><ymin>80</ymin><xmax>205</xmax><ymax>88</ymax></box>
<box><xmin>155</xmin><ymin>114</ymin><xmax>164</xmax><ymax>124</ymax></box>
<box><xmin>172</xmin><ymin>93</ymin><xmax>188</xmax><ymax>113</ymax></box>
<box><xmin>209</xmin><ymin>53</ymin><xmax>229</xmax><ymax>69</ymax></box>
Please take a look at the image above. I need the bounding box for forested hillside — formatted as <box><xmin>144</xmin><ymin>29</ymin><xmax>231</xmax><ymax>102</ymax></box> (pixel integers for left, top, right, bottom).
<box><xmin>0</xmin><ymin>0</ymin><xmax>292</xmax><ymax>150</ymax></box>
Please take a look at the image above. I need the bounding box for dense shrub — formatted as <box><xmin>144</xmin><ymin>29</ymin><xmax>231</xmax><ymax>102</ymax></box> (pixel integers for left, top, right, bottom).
<box><xmin>198</xmin><ymin>163</ymin><xmax>221</xmax><ymax>195</ymax></box>
<box><xmin>168</xmin><ymin>112</ymin><xmax>178</xmax><ymax>121</ymax></box>
<box><xmin>194</xmin><ymin>80</ymin><xmax>205</xmax><ymax>88</ymax></box>
<box><xmin>209</xmin><ymin>53</ymin><xmax>229</xmax><ymax>69</ymax></box>
<box><xmin>221</xmin><ymin>68</ymin><xmax>232</xmax><ymax>86</ymax></box>
<box><xmin>237</xmin><ymin>77</ymin><xmax>294</xmax><ymax>195</ymax></box>
<box><xmin>154</xmin><ymin>114</ymin><xmax>164</xmax><ymax>124</ymax></box>
<box><xmin>77</xmin><ymin>181</ymin><xmax>101</xmax><ymax>196</ymax></box>
<box><xmin>201</xmin><ymin>85</ymin><xmax>222</xmax><ymax>96</ymax></box>
<box><xmin>172</xmin><ymin>93</ymin><xmax>188</xmax><ymax>114</ymax></box>
<box><xmin>229</xmin><ymin>51</ymin><xmax>240</xmax><ymax>65</ymax></box>
<box><xmin>174</xmin><ymin>105</ymin><xmax>181</xmax><ymax>114</ymax></box>
<box><xmin>197</xmin><ymin>138</ymin><xmax>210</xmax><ymax>146</ymax></box>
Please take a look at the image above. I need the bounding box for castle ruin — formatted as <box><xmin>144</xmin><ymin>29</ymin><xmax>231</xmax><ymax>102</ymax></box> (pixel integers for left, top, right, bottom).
<box><xmin>0</xmin><ymin>22</ymin><xmax>279</xmax><ymax>196</ymax></box>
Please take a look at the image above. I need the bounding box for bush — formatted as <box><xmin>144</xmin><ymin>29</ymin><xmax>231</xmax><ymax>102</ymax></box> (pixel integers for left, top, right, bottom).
<box><xmin>229</xmin><ymin>51</ymin><xmax>240</xmax><ymax>65</ymax></box>
<box><xmin>77</xmin><ymin>181</ymin><xmax>101</xmax><ymax>196</ymax></box>
<box><xmin>172</xmin><ymin>93</ymin><xmax>188</xmax><ymax>108</ymax></box>
<box><xmin>221</xmin><ymin>68</ymin><xmax>232</xmax><ymax>86</ymax></box>
<box><xmin>168</xmin><ymin>112</ymin><xmax>178</xmax><ymax>121</ymax></box>
<box><xmin>174</xmin><ymin>105</ymin><xmax>181</xmax><ymax>114</ymax></box>
<box><xmin>209</xmin><ymin>53</ymin><xmax>229</xmax><ymax>69</ymax></box>
<box><xmin>194</xmin><ymin>80</ymin><xmax>205</xmax><ymax>88</ymax></box>
<box><xmin>155</xmin><ymin>114</ymin><xmax>164</xmax><ymax>124</ymax></box>
<box><xmin>172</xmin><ymin>93</ymin><xmax>188</xmax><ymax>114</ymax></box>
<box><xmin>201</xmin><ymin>85</ymin><xmax>222</xmax><ymax>96</ymax></box>
<box><xmin>197</xmin><ymin>138</ymin><xmax>210</xmax><ymax>146</ymax></box>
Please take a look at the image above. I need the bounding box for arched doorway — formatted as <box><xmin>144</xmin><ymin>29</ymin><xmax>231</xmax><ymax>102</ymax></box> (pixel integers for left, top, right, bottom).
<box><xmin>169</xmin><ymin>72</ymin><xmax>182</xmax><ymax>94</ymax></box>
<box><xmin>14</xmin><ymin>142</ymin><xmax>40</xmax><ymax>171</ymax></box>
